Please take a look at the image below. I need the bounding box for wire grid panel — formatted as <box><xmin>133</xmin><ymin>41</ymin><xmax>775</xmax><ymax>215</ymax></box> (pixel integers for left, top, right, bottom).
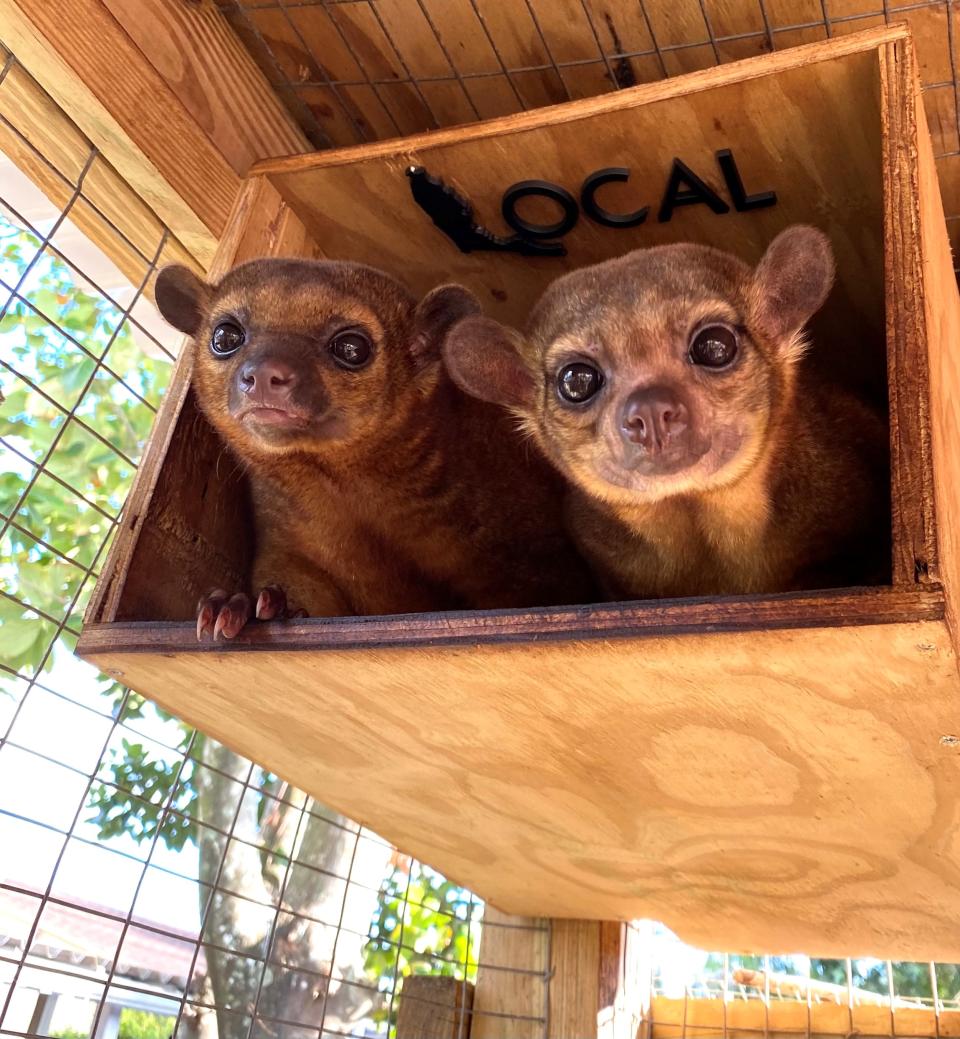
<box><xmin>634</xmin><ymin>922</ymin><xmax>960</xmax><ymax>1039</ymax></box>
<box><xmin>0</xmin><ymin>49</ymin><xmax>552</xmax><ymax>1039</ymax></box>
<box><xmin>214</xmin><ymin>0</ymin><xmax>960</xmax><ymax>264</ymax></box>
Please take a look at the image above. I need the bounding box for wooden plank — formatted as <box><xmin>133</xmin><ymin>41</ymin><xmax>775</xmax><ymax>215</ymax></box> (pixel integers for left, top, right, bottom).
<box><xmin>0</xmin><ymin>0</ymin><xmax>237</xmax><ymax>265</ymax></box>
<box><xmin>463</xmin><ymin>76</ymin><xmax>525</xmax><ymax>120</ymax></box>
<box><xmin>419</xmin><ymin>80</ymin><xmax>480</xmax><ymax>128</ymax></box>
<box><xmin>418</xmin><ymin>0</ymin><xmax>504</xmax><ymax>76</ymax></box>
<box><xmin>881</xmin><ymin>38</ymin><xmax>940</xmax><ymax>586</ymax></box>
<box><xmin>916</xmin><ymin>34</ymin><xmax>960</xmax><ymax>653</ymax></box>
<box><xmin>396</xmin><ymin>976</ymin><xmax>475</xmax><ymax>1039</ymax></box>
<box><xmin>76</xmin><ymin>586</ymin><xmax>945</xmax><ymax>653</ymax></box>
<box><xmin>284</xmin><ymin>4</ymin><xmax>367</xmax><ymax>84</ymax></box>
<box><xmin>374</xmin><ymin>0</ymin><xmax>455</xmax><ymax>80</ymax></box>
<box><xmin>924</xmin><ymin>84</ymin><xmax>960</xmax><ymax>158</ymax></box>
<box><xmin>582</xmin><ymin>0</ymin><xmax>655</xmax><ymax>56</ymax></box>
<box><xmin>326</xmin><ymin>2</ymin><xmax>407</xmax><ymax>82</ymax></box>
<box><xmin>469</xmin><ymin>0</ymin><xmax>557</xmax><ymax>72</ymax></box>
<box><xmin>84</xmin><ymin>176</ymin><xmax>315</xmax><ymax>626</ymax></box>
<box><xmin>549</xmin><ymin>920</ymin><xmax>600</xmax><ymax>1039</ymax></box>
<box><xmin>79</xmin><ymin>617</ymin><xmax>960</xmax><ymax>959</ymax></box>
<box><xmin>100</xmin><ymin>0</ymin><xmax>309</xmax><ymax>173</ymax></box>
<box><xmin>702</xmin><ymin>0</ymin><xmax>766</xmax><ymax>38</ymax></box>
<box><xmin>0</xmin><ymin>0</ymin><xmax>306</xmax><ymax>266</ymax></box>
<box><xmin>472</xmin><ymin>908</ymin><xmax>548</xmax><ymax>1039</ymax></box>
<box><xmin>0</xmin><ymin>61</ymin><xmax>201</xmax><ymax>287</ymax></box>
<box><xmin>0</xmin><ymin>61</ymin><xmax>89</xmax><ymax>184</ymax></box>
<box><xmin>650</xmin><ymin>994</ymin><xmax>960</xmax><ymax>1038</ymax></box>
<box><xmin>527</xmin><ymin>0</ymin><xmax>607</xmax><ymax>64</ymax></box>
<box><xmin>640</xmin><ymin>0</ymin><xmax>709</xmax><ymax>48</ymax></box>
<box><xmin>598</xmin><ymin>921</ymin><xmax>651</xmax><ymax>1039</ymax></box>
<box><xmin>295</xmin><ymin>84</ymin><xmax>367</xmax><ymax>148</ymax></box>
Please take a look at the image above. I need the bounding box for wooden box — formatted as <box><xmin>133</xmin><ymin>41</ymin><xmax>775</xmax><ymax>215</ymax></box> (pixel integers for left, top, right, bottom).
<box><xmin>78</xmin><ymin>25</ymin><xmax>960</xmax><ymax>960</ymax></box>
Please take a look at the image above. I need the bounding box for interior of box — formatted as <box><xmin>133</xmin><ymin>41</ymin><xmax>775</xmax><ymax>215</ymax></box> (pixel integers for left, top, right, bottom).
<box><xmin>95</xmin><ymin>38</ymin><xmax>934</xmax><ymax>627</ymax></box>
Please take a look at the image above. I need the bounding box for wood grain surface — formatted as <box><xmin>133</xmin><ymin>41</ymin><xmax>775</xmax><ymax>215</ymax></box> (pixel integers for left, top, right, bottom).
<box><xmin>75</xmin><ymin>23</ymin><xmax>960</xmax><ymax>962</ymax></box>
<box><xmin>471</xmin><ymin>908</ymin><xmax>548</xmax><ymax>1039</ymax></box>
<box><xmin>255</xmin><ymin>30</ymin><xmax>893</xmax><ymax>355</ymax></box>
<box><xmin>81</xmin><ymin>618</ymin><xmax>960</xmax><ymax>959</ymax></box>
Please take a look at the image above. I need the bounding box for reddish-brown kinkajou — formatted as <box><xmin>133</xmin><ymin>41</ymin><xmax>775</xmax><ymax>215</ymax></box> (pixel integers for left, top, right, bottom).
<box><xmin>443</xmin><ymin>226</ymin><xmax>889</xmax><ymax>599</ymax></box>
<box><xmin>155</xmin><ymin>259</ymin><xmax>596</xmax><ymax>638</ymax></box>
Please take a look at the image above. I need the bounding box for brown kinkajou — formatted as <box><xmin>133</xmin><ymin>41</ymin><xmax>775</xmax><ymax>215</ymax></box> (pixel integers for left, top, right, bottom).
<box><xmin>155</xmin><ymin>258</ymin><xmax>595</xmax><ymax>638</ymax></box>
<box><xmin>443</xmin><ymin>226</ymin><xmax>889</xmax><ymax>599</ymax></box>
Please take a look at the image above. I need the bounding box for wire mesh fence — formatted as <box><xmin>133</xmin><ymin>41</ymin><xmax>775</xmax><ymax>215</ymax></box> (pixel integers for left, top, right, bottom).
<box><xmin>2</xmin><ymin>13</ymin><xmax>960</xmax><ymax>1039</ymax></box>
<box><xmin>0</xmin><ymin>48</ymin><xmax>521</xmax><ymax>1039</ymax></box>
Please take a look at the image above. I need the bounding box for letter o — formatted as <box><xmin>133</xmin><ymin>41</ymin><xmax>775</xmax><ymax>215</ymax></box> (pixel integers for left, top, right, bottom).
<box><xmin>501</xmin><ymin>180</ymin><xmax>579</xmax><ymax>240</ymax></box>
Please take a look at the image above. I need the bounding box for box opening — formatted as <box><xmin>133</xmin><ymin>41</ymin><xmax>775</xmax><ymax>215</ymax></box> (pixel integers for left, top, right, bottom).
<box><xmin>94</xmin><ymin>35</ymin><xmax>929</xmax><ymax>632</ymax></box>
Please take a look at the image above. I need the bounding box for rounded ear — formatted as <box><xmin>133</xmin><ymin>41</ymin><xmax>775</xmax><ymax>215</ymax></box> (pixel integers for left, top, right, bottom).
<box><xmin>443</xmin><ymin>315</ymin><xmax>535</xmax><ymax>410</ymax></box>
<box><xmin>154</xmin><ymin>264</ymin><xmax>210</xmax><ymax>336</ymax></box>
<box><xmin>411</xmin><ymin>284</ymin><xmax>482</xmax><ymax>369</ymax></box>
<box><xmin>751</xmin><ymin>225</ymin><xmax>835</xmax><ymax>341</ymax></box>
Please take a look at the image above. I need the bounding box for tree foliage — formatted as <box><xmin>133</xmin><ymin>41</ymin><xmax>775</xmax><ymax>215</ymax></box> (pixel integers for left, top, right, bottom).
<box><xmin>118</xmin><ymin>1009</ymin><xmax>176</xmax><ymax>1039</ymax></box>
<box><xmin>1</xmin><ymin>209</ymin><xmax>477</xmax><ymax>1037</ymax></box>
<box><xmin>1</xmin><ymin>219</ymin><xmax>168</xmax><ymax>676</ymax></box>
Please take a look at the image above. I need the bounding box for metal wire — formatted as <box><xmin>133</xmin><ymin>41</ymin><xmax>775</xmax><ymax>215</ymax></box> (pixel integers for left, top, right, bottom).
<box><xmin>0</xmin><ymin>53</ymin><xmax>532</xmax><ymax>1039</ymax></box>
<box><xmin>214</xmin><ymin>0</ymin><xmax>960</xmax><ymax>215</ymax></box>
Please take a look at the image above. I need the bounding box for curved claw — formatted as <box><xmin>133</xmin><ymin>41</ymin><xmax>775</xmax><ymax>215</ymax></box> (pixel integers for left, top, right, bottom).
<box><xmin>256</xmin><ymin>584</ymin><xmax>288</xmax><ymax>621</ymax></box>
<box><xmin>213</xmin><ymin>593</ymin><xmax>253</xmax><ymax>640</ymax></box>
<box><xmin>196</xmin><ymin>589</ymin><xmax>228</xmax><ymax>641</ymax></box>
<box><xmin>196</xmin><ymin>586</ymin><xmax>306</xmax><ymax>642</ymax></box>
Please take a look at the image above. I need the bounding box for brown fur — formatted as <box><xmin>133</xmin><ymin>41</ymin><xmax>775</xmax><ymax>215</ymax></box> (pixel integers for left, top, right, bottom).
<box><xmin>155</xmin><ymin>258</ymin><xmax>596</xmax><ymax>625</ymax></box>
<box><xmin>443</xmin><ymin>227</ymin><xmax>889</xmax><ymax>599</ymax></box>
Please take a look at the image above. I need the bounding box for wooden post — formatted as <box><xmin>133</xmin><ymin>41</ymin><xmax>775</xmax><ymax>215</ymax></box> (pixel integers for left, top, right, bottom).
<box><xmin>543</xmin><ymin>919</ymin><xmax>653</xmax><ymax>1039</ymax></box>
<box><xmin>396</xmin><ymin>976</ymin><xmax>475</xmax><ymax>1039</ymax></box>
<box><xmin>549</xmin><ymin>920</ymin><xmax>601</xmax><ymax>1039</ymax></box>
<box><xmin>472</xmin><ymin>908</ymin><xmax>549</xmax><ymax>1039</ymax></box>
<box><xmin>598</xmin><ymin>922</ymin><xmax>653</xmax><ymax>1039</ymax></box>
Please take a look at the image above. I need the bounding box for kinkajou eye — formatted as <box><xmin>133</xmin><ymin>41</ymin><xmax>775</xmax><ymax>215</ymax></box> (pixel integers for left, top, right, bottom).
<box><xmin>689</xmin><ymin>325</ymin><xmax>739</xmax><ymax>369</ymax></box>
<box><xmin>211</xmin><ymin>322</ymin><xmax>245</xmax><ymax>357</ymax></box>
<box><xmin>557</xmin><ymin>362</ymin><xmax>604</xmax><ymax>403</ymax></box>
<box><xmin>330</xmin><ymin>330</ymin><xmax>373</xmax><ymax>370</ymax></box>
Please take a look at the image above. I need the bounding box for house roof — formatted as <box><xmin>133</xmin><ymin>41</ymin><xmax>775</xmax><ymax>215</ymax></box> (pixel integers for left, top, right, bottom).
<box><xmin>0</xmin><ymin>887</ymin><xmax>206</xmax><ymax>990</ymax></box>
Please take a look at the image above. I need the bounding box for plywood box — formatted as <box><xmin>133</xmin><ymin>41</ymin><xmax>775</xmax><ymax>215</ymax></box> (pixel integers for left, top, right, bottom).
<box><xmin>78</xmin><ymin>25</ymin><xmax>960</xmax><ymax>961</ymax></box>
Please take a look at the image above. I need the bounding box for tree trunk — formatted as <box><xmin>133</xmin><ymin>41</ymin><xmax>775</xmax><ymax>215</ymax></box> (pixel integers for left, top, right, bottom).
<box><xmin>194</xmin><ymin>739</ymin><xmax>392</xmax><ymax>1039</ymax></box>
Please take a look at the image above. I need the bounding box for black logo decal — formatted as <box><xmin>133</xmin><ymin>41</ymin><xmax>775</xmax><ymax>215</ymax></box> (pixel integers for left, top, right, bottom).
<box><xmin>407</xmin><ymin>151</ymin><xmax>777</xmax><ymax>256</ymax></box>
<box><xmin>406</xmin><ymin>166</ymin><xmax>566</xmax><ymax>257</ymax></box>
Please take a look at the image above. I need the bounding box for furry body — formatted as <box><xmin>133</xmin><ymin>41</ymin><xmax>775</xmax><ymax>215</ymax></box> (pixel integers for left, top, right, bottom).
<box><xmin>443</xmin><ymin>228</ymin><xmax>889</xmax><ymax>599</ymax></box>
<box><xmin>155</xmin><ymin>258</ymin><xmax>594</xmax><ymax>631</ymax></box>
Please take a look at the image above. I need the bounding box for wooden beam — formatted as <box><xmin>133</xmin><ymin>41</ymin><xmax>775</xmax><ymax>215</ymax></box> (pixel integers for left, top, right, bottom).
<box><xmin>99</xmin><ymin>0</ymin><xmax>309</xmax><ymax>173</ymax></box>
<box><xmin>650</xmin><ymin>994</ymin><xmax>960</xmax><ymax>1039</ymax></box>
<box><xmin>396</xmin><ymin>976</ymin><xmax>474</xmax><ymax>1039</ymax></box>
<box><xmin>549</xmin><ymin>920</ymin><xmax>601</xmax><ymax>1039</ymax></box>
<box><xmin>0</xmin><ymin>61</ymin><xmax>201</xmax><ymax>290</ymax></box>
<box><xmin>0</xmin><ymin>0</ymin><xmax>308</xmax><ymax>268</ymax></box>
<box><xmin>472</xmin><ymin>908</ymin><xmax>548</xmax><ymax>1039</ymax></box>
<box><xmin>918</xmin><ymin>32</ymin><xmax>960</xmax><ymax>650</ymax></box>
